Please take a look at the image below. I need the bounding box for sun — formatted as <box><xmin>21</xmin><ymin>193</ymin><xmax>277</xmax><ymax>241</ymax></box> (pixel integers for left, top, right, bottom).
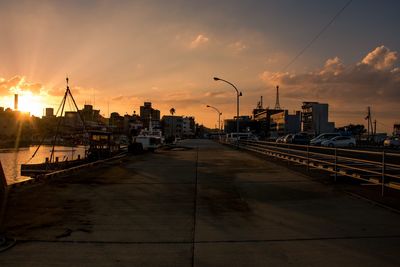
<box><xmin>18</xmin><ymin>92</ymin><xmax>45</xmax><ymax>117</ymax></box>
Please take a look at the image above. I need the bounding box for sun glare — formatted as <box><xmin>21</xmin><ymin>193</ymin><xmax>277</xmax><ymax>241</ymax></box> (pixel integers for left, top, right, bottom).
<box><xmin>18</xmin><ymin>92</ymin><xmax>45</xmax><ymax>117</ymax></box>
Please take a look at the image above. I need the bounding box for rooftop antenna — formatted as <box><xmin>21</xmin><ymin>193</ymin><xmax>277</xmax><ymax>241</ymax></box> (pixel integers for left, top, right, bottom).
<box><xmin>274</xmin><ymin>85</ymin><xmax>281</xmax><ymax>110</ymax></box>
<box><xmin>107</xmin><ymin>101</ymin><xmax>110</xmax><ymax>118</ymax></box>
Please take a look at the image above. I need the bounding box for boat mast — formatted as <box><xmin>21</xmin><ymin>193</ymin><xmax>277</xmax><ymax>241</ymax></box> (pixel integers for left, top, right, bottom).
<box><xmin>49</xmin><ymin>77</ymin><xmax>88</xmax><ymax>162</ymax></box>
<box><xmin>50</xmin><ymin>79</ymin><xmax>69</xmax><ymax>163</ymax></box>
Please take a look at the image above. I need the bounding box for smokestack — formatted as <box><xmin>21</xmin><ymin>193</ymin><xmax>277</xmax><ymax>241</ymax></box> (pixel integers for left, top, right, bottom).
<box><xmin>14</xmin><ymin>94</ymin><xmax>18</xmax><ymax>110</ymax></box>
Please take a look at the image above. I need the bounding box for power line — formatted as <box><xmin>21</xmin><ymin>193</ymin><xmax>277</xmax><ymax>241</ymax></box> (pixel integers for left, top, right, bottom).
<box><xmin>281</xmin><ymin>0</ymin><xmax>353</xmax><ymax>72</ymax></box>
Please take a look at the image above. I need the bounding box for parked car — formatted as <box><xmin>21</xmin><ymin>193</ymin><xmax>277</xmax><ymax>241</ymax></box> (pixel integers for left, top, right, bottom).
<box><xmin>282</xmin><ymin>134</ymin><xmax>293</xmax><ymax>144</ymax></box>
<box><xmin>321</xmin><ymin>136</ymin><xmax>356</xmax><ymax>148</ymax></box>
<box><xmin>275</xmin><ymin>136</ymin><xmax>285</xmax><ymax>143</ymax></box>
<box><xmin>290</xmin><ymin>133</ymin><xmax>310</xmax><ymax>145</ymax></box>
<box><xmin>310</xmin><ymin>133</ymin><xmax>341</xmax><ymax>146</ymax></box>
<box><xmin>383</xmin><ymin>136</ymin><xmax>400</xmax><ymax>148</ymax></box>
<box><xmin>226</xmin><ymin>132</ymin><xmax>258</xmax><ymax>142</ymax></box>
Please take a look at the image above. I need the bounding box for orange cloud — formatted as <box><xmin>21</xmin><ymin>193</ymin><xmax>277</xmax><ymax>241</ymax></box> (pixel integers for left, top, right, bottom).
<box><xmin>0</xmin><ymin>75</ymin><xmax>43</xmax><ymax>94</ymax></box>
<box><xmin>361</xmin><ymin>45</ymin><xmax>397</xmax><ymax>70</ymax></box>
<box><xmin>189</xmin><ymin>34</ymin><xmax>209</xmax><ymax>49</ymax></box>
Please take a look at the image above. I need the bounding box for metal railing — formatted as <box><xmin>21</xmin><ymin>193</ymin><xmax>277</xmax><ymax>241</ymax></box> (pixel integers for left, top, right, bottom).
<box><xmin>223</xmin><ymin>139</ymin><xmax>400</xmax><ymax>195</ymax></box>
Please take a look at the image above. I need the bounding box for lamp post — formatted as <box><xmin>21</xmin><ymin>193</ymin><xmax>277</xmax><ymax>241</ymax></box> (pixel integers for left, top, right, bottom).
<box><xmin>206</xmin><ymin>105</ymin><xmax>222</xmax><ymax>132</ymax></box>
<box><xmin>213</xmin><ymin>77</ymin><xmax>242</xmax><ymax>133</ymax></box>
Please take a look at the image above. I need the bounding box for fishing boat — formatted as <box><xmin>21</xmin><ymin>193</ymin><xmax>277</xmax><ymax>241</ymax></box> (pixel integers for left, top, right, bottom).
<box><xmin>132</xmin><ymin>118</ymin><xmax>164</xmax><ymax>151</ymax></box>
<box><xmin>21</xmin><ymin>78</ymin><xmax>121</xmax><ymax>177</ymax></box>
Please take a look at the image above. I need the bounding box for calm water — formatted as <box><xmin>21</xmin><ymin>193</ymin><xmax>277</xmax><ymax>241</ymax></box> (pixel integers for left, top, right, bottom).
<box><xmin>0</xmin><ymin>145</ymin><xmax>87</xmax><ymax>185</ymax></box>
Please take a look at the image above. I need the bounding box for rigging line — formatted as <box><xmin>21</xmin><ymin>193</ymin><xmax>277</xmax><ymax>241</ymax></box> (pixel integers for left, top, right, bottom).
<box><xmin>281</xmin><ymin>0</ymin><xmax>353</xmax><ymax>72</ymax></box>
<box><xmin>25</xmin><ymin>135</ymin><xmax>47</xmax><ymax>164</ymax></box>
<box><xmin>50</xmin><ymin>90</ymin><xmax>68</xmax><ymax>163</ymax></box>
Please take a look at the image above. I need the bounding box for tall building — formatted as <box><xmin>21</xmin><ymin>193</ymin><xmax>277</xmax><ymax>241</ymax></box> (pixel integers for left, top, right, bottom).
<box><xmin>45</xmin><ymin>108</ymin><xmax>54</xmax><ymax>117</ymax></box>
<box><xmin>140</xmin><ymin>102</ymin><xmax>160</xmax><ymax>129</ymax></box>
<box><xmin>224</xmin><ymin>116</ymin><xmax>257</xmax><ymax>133</ymax></box>
<box><xmin>270</xmin><ymin>110</ymin><xmax>301</xmax><ymax>137</ymax></box>
<box><xmin>14</xmin><ymin>94</ymin><xmax>18</xmax><ymax>110</ymax></box>
<box><xmin>161</xmin><ymin>115</ymin><xmax>183</xmax><ymax>139</ymax></box>
<box><xmin>182</xmin><ymin>116</ymin><xmax>196</xmax><ymax>138</ymax></box>
<box><xmin>253</xmin><ymin>108</ymin><xmax>283</xmax><ymax>137</ymax></box>
<box><xmin>109</xmin><ymin>112</ymin><xmax>125</xmax><ymax>133</ymax></box>
<box><xmin>80</xmin><ymin>104</ymin><xmax>101</xmax><ymax>122</ymax></box>
<box><xmin>301</xmin><ymin>102</ymin><xmax>335</xmax><ymax>136</ymax></box>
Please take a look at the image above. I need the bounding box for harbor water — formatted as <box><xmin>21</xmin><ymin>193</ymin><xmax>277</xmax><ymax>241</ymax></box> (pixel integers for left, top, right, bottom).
<box><xmin>0</xmin><ymin>145</ymin><xmax>87</xmax><ymax>185</ymax></box>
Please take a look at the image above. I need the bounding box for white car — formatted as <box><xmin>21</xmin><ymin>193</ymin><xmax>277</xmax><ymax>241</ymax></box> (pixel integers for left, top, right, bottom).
<box><xmin>225</xmin><ymin>133</ymin><xmax>258</xmax><ymax>142</ymax></box>
<box><xmin>310</xmin><ymin>133</ymin><xmax>341</xmax><ymax>146</ymax></box>
<box><xmin>321</xmin><ymin>136</ymin><xmax>356</xmax><ymax>148</ymax></box>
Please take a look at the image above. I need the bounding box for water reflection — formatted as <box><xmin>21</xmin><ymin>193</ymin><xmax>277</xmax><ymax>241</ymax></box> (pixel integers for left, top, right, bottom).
<box><xmin>0</xmin><ymin>145</ymin><xmax>87</xmax><ymax>184</ymax></box>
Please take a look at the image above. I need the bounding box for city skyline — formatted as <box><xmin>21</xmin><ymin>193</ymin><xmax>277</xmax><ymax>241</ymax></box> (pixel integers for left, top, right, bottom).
<box><xmin>0</xmin><ymin>0</ymin><xmax>399</xmax><ymax>132</ymax></box>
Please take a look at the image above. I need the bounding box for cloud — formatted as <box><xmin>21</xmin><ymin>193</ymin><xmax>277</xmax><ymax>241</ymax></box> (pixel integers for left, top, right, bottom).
<box><xmin>361</xmin><ymin>45</ymin><xmax>397</xmax><ymax>70</ymax></box>
<box><xmin>0</xmin><ymin>75</ymin><xmax>43</xmax><ymax>94</ymax></box>
<box><xmin>204</xmin><ymin>91</ymin><xmax>231</xmax><ymax>98</ymax></box>
<box><xmin>112</xmin><ymin>95</ymin><xmax>125</xmax><ymax>101</ymax></box>
<box><xmin>46</xmin><ymin>85</ymin><xmax>83</xmax><ymax>97</ymax></box>
<box><xmin>260</xmin><ymin>45</ymin><xmax>400</xmax><ymax>106</ymax></box>
<box><xmin>189</xmin><ymin>34</ymin><xmax>209</xmax><ymax>49</ymax></box>
<box><xmin>229</xmin><ymin>41</ymin><xmax>247</xmax><ymax>53</ymax></box>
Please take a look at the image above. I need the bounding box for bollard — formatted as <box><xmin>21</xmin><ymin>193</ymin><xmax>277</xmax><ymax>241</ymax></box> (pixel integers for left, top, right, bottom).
<box><xmin>55</xmin><ymin>157</ymin><xmax>59</xmax><ymax>163</ymax></box>
<box><xmin>78</xmin><ymin>154</ymin><xmax>81</xmax><ymax>160</ymax></box>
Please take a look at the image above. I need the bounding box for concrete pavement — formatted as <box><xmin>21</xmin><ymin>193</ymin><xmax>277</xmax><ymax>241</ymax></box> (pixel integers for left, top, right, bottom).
<box><xmin>1</xmin><ymin>139</ymin><xmax>400</xmax><ymax>266</ymax></box>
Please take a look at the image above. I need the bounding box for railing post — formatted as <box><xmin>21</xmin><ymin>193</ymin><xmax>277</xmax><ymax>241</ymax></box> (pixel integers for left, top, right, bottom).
<box><xmin>287</xmin><ymin>143</ymin><xmax>290</xmax><ymax>165</ymax></box>
<box><xmin>334</xmin><ymin>148</ymin><xmax>337</xmax><ymax>182</ymax></box>
<box><xmin>306</xmin><ymin>145</ymin><xmax>310</xmax><ymax>172</ymax></box>
<box><xmin>381</xmin><ymin>151</ymin><xmax>385</xmax><ymax>196</ymax></box>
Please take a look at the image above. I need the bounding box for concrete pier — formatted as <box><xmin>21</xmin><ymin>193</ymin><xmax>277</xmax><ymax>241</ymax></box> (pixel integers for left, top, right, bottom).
<box><xmin>1</xmin><ymin>139</ymin><xmax>400</xmax><ymax>266</ymax></box>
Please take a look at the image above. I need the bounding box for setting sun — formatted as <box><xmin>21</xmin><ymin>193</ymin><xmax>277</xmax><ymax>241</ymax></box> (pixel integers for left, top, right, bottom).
<box><xmin>17</xmin><ymin>92</ymin><xmax>44</xmax><ymax>117</ymax></box>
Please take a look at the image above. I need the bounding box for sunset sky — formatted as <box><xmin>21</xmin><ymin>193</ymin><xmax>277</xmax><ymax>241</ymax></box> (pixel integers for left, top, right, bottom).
<box><xmin>0</xmin><ymin>0</ymin><xmax>399</xmax><ymax>132</ymax></box>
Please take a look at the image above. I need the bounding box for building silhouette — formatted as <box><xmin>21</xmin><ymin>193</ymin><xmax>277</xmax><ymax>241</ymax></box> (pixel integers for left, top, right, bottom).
<box><xmin>140</xmin><ymin>102</ymin><xmax>160</xmax><ymax>129</ymax></box>
<box><xmin>301</xmin><ymin>102</ymin><xmax>335</xmax><ymax>135</ymax></box>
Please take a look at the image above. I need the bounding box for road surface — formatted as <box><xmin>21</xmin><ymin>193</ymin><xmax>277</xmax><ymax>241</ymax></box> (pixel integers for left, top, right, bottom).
<box><xmin>1</xmin><ymin>139</ymin><xmax>400</xmax><ymax>266</ymax></box>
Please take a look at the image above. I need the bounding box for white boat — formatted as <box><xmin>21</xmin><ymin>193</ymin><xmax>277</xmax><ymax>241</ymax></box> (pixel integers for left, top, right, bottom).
<box><xmin>133</xmin><ymin>119</ymin><xmax>164</xmax><ymax>151</ymax></box>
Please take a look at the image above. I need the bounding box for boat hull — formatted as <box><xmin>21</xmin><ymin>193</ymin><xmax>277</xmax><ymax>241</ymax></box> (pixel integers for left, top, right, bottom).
<box><xmin>21</xmin><ymin>158</ymin><xmax>89</xmax><ymax>177</ymax></box>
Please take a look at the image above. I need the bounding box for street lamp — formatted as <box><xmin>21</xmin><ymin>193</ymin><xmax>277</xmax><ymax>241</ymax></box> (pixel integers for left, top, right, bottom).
<box><xmin>213</xmin><ymin>77</ymin><xmax>242</xmax><ymax>133</ymax></box>
<box><xmin>206</xmin><ymin>105</ymin><xmax>222</xmax><ymax>132</ymax></box>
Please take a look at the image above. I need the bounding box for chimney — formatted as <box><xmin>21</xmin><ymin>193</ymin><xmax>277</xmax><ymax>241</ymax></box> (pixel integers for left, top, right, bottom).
<box><xmin>14</xmin><ymin>94</ymin><xmax>18</xmax><ymax>110</ymax></box>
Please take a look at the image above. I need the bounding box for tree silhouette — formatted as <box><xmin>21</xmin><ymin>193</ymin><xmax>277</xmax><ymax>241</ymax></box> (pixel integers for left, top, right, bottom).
<box><xmin>170</xmin><ymin>108</ymin><xmax>175</xmax><ymax>116</ymax></box>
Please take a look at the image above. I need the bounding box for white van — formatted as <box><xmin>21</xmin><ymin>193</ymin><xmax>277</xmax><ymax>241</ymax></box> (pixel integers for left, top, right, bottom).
<box><xmin>225</xmin><ymin>133</ymin><xmax>258</xmax><ymax>142</ymax></box>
